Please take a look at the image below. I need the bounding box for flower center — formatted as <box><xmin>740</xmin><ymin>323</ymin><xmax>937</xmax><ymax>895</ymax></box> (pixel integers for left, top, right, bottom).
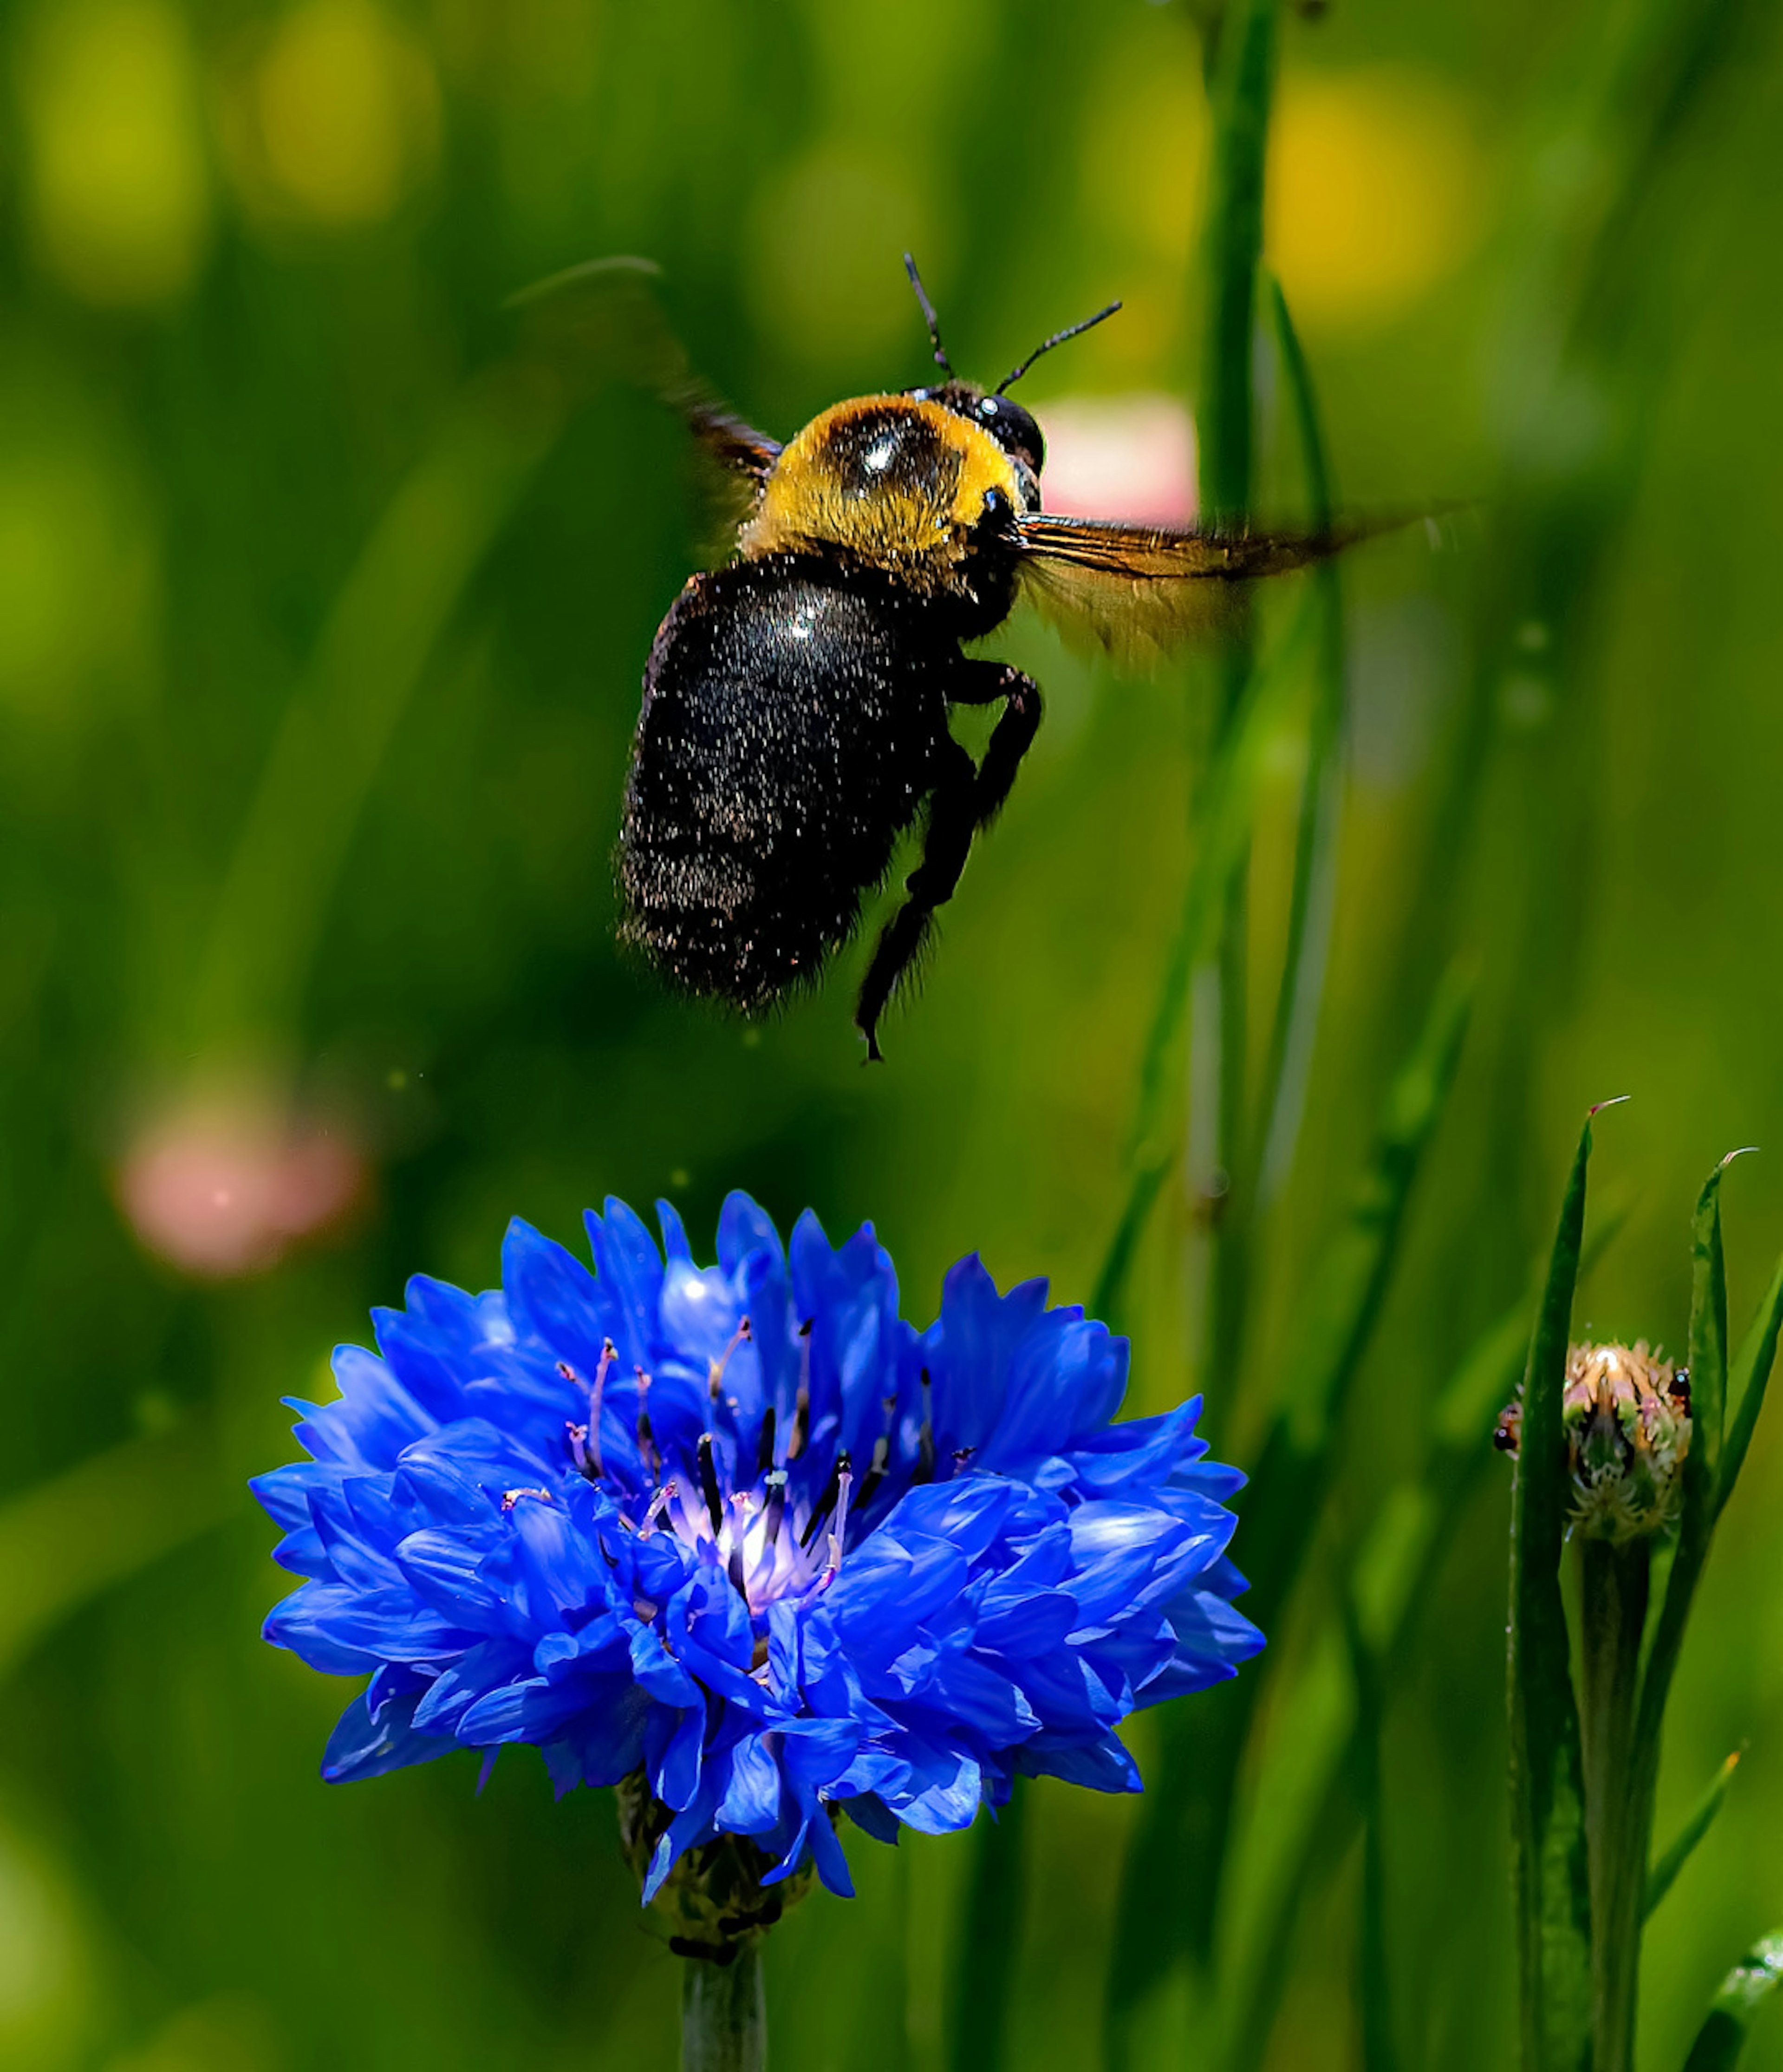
<box><xmin>557</xmin><ymin>1332</ymin><xmax>859</xmax><ymax>1614</ymax></box>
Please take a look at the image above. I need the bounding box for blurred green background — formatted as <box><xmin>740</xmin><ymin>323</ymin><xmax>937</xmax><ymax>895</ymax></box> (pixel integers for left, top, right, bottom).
<box><xmin>1</xmin><ymin>0</ymin><xmax>1781</xmax><ymax>2066</ymax></box>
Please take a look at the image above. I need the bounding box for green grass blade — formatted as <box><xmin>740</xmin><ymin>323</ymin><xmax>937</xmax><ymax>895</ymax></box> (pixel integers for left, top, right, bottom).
<box><xmin>0</xmin><ymin>1422</ymin><xmax>234</xmax><ymax>1680</ymax></box>
<box><xmin>1199</xmin><ymin>0</ymin><xmax>1278</xmax><ymax>528</ymax></box>
<box><xmin>1218</xmin><ymin>1213</ymin><xmax>1626</xmax><ymax>2072</ymax></box>
<box><xmin>1117</xmin><ymin>602</ymin><xmax>1315</xmax><ymax>1171</ymax></box>
<box><xmin>1508</xmin><ymin>1111</ymin><xmax>1601</xmax><ymax>2072</ymax></box>
<box><xmin>1646</xmin><ymin>1750</ymin><xmax>1741</xmax><ymax>1920</ymax></box>
<box><xmin>1717</xmin><ymin>1246</ymin><xmax>1783</xmax><ymax>1521</ymax></box>
<box><xmin>1243</xmin><ymin>965</ymin><xmax>1474</xmax><ymax>1603</ymax></box>
<box><xmin>1106</xmin><ymin>966</ymin><xmax>1470</xmax><ymax>2043</ymax></box>
<box><xmin>1255</xmin><ymin>276</ymin><xmax>1344</xmax><ymax>1202</ymax></box>
<box><xmin>1633</xmin><ymin>1157</ymin><xmax>1744</xmax><ymax>1794</ymax></box>
<box><xmin>1681</xmin><ymin>1934</ymin><xmax>1783</xmax><ymax>2072</ymax></box>
<box><xmin>946</xmin><ymin>1789</ymin><xmax>1028</xmax><ymax>2072</ymax></box>
<box><xmin>1089</xmin><ymin>1146</ymin><xmax>1172</xmax><ymax>1330</ymax></box>
<box><xmin>190</xmin><ymin>364</ymin><xmax>569</xmax><ymax>1057</ymax></box>
<box><xmin>1344</xmin><ymin>1601</ymin><xmax>1398</xmax><ymax>2072</ymax></box>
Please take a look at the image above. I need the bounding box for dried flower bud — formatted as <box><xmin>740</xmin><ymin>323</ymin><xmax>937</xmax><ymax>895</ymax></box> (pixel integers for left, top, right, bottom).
<box><xmin>1496</xmin><ymin>1342</ymin><xmax>1692</xmax><ymax>1541</ymax></box>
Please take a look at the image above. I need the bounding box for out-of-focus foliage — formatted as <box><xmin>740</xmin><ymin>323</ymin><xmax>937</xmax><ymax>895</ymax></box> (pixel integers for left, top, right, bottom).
<box><xmin>0</xmin><ymin>0</ymin><xmax>1780</xmax><ymax>2067</ymax></box>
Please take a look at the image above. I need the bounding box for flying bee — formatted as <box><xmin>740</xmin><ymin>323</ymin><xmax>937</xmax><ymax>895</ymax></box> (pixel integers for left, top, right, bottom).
<box><xmin>615</xmin><ymin>257</ymin><xmax>1388</xmax><ymax>1059</ymax></box>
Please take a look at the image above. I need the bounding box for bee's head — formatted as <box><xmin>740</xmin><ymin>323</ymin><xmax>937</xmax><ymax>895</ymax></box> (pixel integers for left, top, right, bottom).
<box><xmin>907</xmin><ymin>380</ymin><xmax>1045</xmax><ymax>508</ymax></box>
<box><xmin>900</xmin><ymin>254</ymin><xmax>1119</xmax><ymax>513</ymax></box>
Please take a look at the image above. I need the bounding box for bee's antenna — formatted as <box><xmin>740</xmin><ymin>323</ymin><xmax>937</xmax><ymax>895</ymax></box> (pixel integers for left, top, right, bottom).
<box><xmin>996</xmin><ymin>300</ymin><xmax>1123</xmax><ymax>395</ymax></box>
<box><xmin>903</xmin><ymin>254</ymin><xmax>954</xmax><ymax>378</ymax></box>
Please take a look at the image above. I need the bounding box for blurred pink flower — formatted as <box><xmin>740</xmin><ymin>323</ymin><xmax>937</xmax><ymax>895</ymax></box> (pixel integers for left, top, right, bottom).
<box><xmin>1038</xmin><ymin>394</ymin><xmax>1197</xmax><ymax>526</ymax></box>
<box><xmin>118</xmin><ymin>1099</ymin><xmax>366</xmax><ymax>1278</ymax></box>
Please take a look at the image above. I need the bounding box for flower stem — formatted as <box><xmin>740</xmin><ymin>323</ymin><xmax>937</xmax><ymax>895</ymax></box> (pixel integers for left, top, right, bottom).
<box><xmin>681</xmin><ymin>1946</ymin><xmax>767</xmax><ymax>2072</ymax></box>
<box><xmin>1580</xmin><ymin>1536</ymin><xmax>1651</xmax><ymax>2072</ymax></box>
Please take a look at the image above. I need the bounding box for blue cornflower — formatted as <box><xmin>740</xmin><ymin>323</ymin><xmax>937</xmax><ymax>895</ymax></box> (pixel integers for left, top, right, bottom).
<box><xmin>254</xmin><ymin>1194</ymin><xmax>1261</xmax><ymax>1904</ymax></box>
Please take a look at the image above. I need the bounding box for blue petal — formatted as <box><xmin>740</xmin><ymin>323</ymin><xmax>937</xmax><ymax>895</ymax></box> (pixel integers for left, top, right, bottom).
<box><xmin>1015</xmin><ymin>1733</ymin><xmax>1141</xmax><ymax>1793</ymax></box>
<box><xmin>926</xmin><ymin>1258</ymin><xmax>1048</xmax><ymax>1460</ymax></box>
<box><xmin>392</xmin><ymin>1528</ymin><xmax>506</xmax><ymax>1627</ymax></box>
<box><xmin>372</xmin><ymin>1277</ymin><xmax>497</xmax><ymax>1422</ymax></box>
<box><xmin>584</xmin><ymin>1199</ymin><xmax>665</xmax><ymax>1368</ymax></box>
<box><xmin>658</xmin><ymin>1258</ymin><xmax>745</xmax><ymax>1364</ymax></box>
<box><xmin>978</xmin><ymin>1316</ymin><xmax>1128</xmax><ymax>1468</ymax></box>
<box><xmin>411</xmin><ymin>1639</ymin><xmax>534</xmax><ymax>1733</ymax></box>
<box><xmin>501</xmin><ymin>1220</ymin><xmax>611</xmax><ymax>1377</ymax></box>
<box><xmin>264</xmin><ymin>1583</ymin><xmax>478</xmax><ymax>1672</ymax></box>
<box><xmin>321</xmin><ymin>1689</ymin><xmax>456</xmax><ymax>1783</ymax></box>
<box><xmin>656</xmin><ymin>1199</ymin><xmax>692</xmax><ymax>1262</ymax></box>
<box><xmin>714</xmin><ymin>1734</ymin><xmax>783</xmax><ymax>1833</ymax></box>
<box><xmin>288</xmin><ymin>1347</ymin><xmax>436</xmax><ymax>1470</ymax></box>
<box><xmin>716</xmin><ymin>1192</ymin><xmax>785</xmax><ymax>1278</ymax></box>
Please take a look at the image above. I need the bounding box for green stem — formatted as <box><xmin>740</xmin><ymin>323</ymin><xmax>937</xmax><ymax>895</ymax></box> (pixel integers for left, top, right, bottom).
<box><xmin>681</xmin><ymin>1947</ymin><xmax>767</xmax><ymax>2072</ymax></box>
<box><xmin>1580</xmin><ymin>1538</ymin><xmax>1651</xmax><ymax>2072</ymax></box>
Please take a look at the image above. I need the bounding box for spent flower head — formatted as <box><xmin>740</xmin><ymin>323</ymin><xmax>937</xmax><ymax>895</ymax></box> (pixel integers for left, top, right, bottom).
<box><xmin>254</xmin><ymin>1192</ymin><xmax>1261</xmax><ymax>1939</ymax></box>
<box><xmin>1497</xmin><ymin>1339</ymin><xmax>1692</xmax><ymax>1542</ymax></box>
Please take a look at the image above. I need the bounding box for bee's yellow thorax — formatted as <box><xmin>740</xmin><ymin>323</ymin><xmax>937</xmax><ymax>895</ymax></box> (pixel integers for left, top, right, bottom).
<box><xmin>740</xmin><ymin>396</ymin><xmax>1019</xmax><ymax>582</ymax></box>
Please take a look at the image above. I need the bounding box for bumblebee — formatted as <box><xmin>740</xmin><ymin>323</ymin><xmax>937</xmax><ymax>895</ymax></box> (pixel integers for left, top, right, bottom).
<box><xmin>617</xmin><ymin>258</ymin><xmax>1372</xmax><ymax>1059</ymax></box>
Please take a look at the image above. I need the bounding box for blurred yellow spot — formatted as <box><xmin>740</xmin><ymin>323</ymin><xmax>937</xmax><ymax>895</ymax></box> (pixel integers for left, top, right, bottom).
<box><xmin>1081</xmin><ymin>53</ymin><xmax>1208</xmax><ymax>268</ymax></box>
<box><xmin>1267</xmin><ymin>68</ymin><xmax>1483</xmax><ymax>333</ymax></box>
<box><xmin>0</xmin><ymin>1817</ymin><xmax>89</xmax><ymax>2060</ymax></box>
<box><xmin>0</xmin><ymin>416</ymin><xmax>155</xmax><ymax>717</ymax></box>
<box><xmin>233</xmin><ymin>0</ymin><xmax>440</xmax><ymax>226</ymax></box>
<box><xmin>18</xmin><ymin>0</ymin><xmax>211</xmax><ymax>307</ymax></box>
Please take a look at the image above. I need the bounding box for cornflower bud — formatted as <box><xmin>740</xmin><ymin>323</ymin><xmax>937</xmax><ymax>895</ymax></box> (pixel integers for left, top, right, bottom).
<box><xmin>1496</xmin><ymin>1341</ymin><xmax>1692</xmax><ymax>1541</ymax></box>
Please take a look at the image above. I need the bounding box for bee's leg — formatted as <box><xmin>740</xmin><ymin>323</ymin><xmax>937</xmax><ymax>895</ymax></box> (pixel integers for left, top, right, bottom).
<box><xmin>854</xmin><ymin>665</ymin><xmax>1041</xmax><ymax>1060</ymax></box>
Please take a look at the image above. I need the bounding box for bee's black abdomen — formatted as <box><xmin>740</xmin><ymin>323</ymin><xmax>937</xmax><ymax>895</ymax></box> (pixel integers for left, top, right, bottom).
<box><xmin>618</xmin><ymin>557</ymin><xmax>951</xmax><ymax>1010</ymax></box>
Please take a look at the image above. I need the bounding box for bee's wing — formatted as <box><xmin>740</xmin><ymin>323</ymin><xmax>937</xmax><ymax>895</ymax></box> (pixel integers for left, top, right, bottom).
<box><xmin>507</xmin><ymin>255</ymin><xmax>780</xmax><ymax>526</ymax></box>
<box><xmin>680</xmin><ymin>397</ymin><xmax>782</xmax><ymax>484</ymax></box>
<box><xmin>1013</xmin><ymin>512</ymin><xmax>1402</xmax><ymax>668</ymax></box>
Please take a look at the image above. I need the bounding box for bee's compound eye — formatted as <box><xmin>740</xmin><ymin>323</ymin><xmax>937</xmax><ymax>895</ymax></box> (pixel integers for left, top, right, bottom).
<box><xmin>981</xmin><ymin>486</ymin><xmax>1013</xmax><ymax>526</ymax></box>
<box><xmin>972</xmin><ymin>394</ymin><xmax>1045</xmax><ymax>475</ymax></box>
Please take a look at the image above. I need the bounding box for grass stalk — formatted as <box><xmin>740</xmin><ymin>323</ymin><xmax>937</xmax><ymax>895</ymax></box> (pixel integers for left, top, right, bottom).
<box><xmin>1579</xmin><ymin>1538</ymin><xmax>1652</xmax><ymax>2072</ymax></box>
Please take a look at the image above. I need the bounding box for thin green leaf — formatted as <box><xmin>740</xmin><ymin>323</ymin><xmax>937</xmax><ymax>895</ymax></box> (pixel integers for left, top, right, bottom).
<box><xmin>1682</xmin><ymin>1933</ymin><xmax>1783</xmax><ymax>2072</ymax></box>
<box><xmin>1632</xmin><ymin>1154</ymin><xmax>1747</xmax><ymax>1855</ymax></box>
<box><xmin>1718</xmin><ymin>1245</ymin><xmax>1783</xmax><ymax>1521</ymax></box>
<box><xmin>1646</xmin><ymin>1750</ymin><xmax>1741</xmax><ymax>1920</ymax></box>
<box><xmin>1689</xmin><ymin>1153</ymin><xmax>1745</xmax><ymax>1468</ymax></box>
<box><xmin>1508</xmin><ymin>1111</ymin><xmax>1601</xmax><ymax>2072</ymax></box>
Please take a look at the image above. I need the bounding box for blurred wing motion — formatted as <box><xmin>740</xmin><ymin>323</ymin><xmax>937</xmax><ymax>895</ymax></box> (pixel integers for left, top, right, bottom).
<box><xmin>506</xmin><ymin>254</ymin><xmax>781</xmax><ymax>523</ymax></box>
<box><xmin>1014</xmin><ymin>511</ymin><xmax>1410</xmax><ymax>666</ymax></box>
